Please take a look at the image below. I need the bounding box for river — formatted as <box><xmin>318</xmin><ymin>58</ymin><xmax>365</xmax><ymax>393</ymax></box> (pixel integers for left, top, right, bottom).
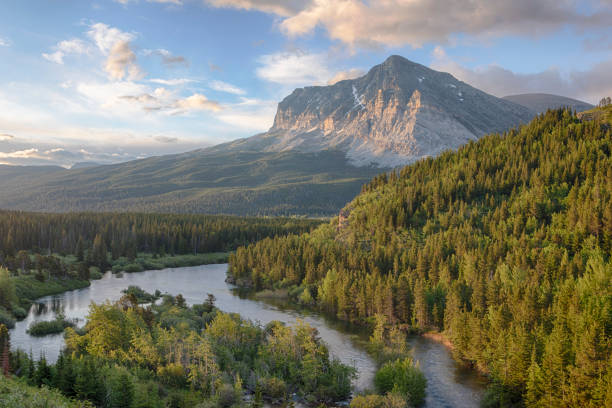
<box><xmin>10</xmin><ymin>263</ymin><xmax>486</xmax><ymax>407</ymax></box>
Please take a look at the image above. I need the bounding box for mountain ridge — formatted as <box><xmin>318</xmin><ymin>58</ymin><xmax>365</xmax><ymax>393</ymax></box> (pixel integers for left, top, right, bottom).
<box><xmin>0</xmin><ymin>55</ymin><xmax>536</xmax><ymax>215</ymax></box>
<box><xmin>215</xmin><ymin>55</ymin><xmax>533</xmax><ymax>168</ymax></box>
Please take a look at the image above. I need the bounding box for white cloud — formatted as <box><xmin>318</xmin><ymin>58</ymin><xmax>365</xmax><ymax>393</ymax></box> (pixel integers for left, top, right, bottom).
<box><xmin>87</xmin><ymin>23</ymin><xmax>134</xmax><ymax>53</ymax></box>
<box><xmin>209</xmin><ymin>80</ymin><xmax>246</xmax><ymax>95</ymax></box>
<box><xmin>0</xmin><ymin>148</ymin><xmax>41</xmax><ymax>159</ymax></box>
<box><xmin>327</xmin><ymin>68</ymin><xmax>364</xmax><ymax>85</ymax></box>
<box><xmin>0</xmin><ymin>37</ymin><xmax>11</xmax><ymax>47</ymax></box>
<box><xmin>81</xmin><ymin>23</ymin><xmax>144</xmax><ymax>80</ymax></box>
<box><xmin>173</xmin><ymin>94</ymin><xmax>221</xmax><ymax>113</ymax></box>
<box><xmin>217</xmin><ymin>97</ymin><xmax>277</xmax><ymax>132</ymax></box>
<box><xmin>143</xmin><ymin>48</ymin><xmax>188</xmax><ymax>67</ymax></box>
<box><xmin>42</xmin><ymin>38</ymin><xmax>89</xmax><ymax>64</ymax></box>
<box><xmin>149</xmin><ymin>78</ymin><xmax>194</xmax><ymax>86</ymax></box>
<box><xmin>206</xmin><ymin>0</ymin><xmax>612</xmax><ymax>48</ymax></box>
<box><xmin>204</xmin><ymin>0</ymin><xmax>303</xmax><ymax>16</ymax></box>
<box><xmin>0</xmin><ymin>133</ymin><xmax>15</xmax><ymax>142</ymax></box>
<box><xmin>256</xmin><ymin>51</ymin><xmax>332</xmax><ymax>86</ymax></box>
<box><xmin>105</xmin><ymin>40</ymin><xmax>144</xmax><ymax>80</ymax></box>
<box><xmin>430</xmin><ymin>46</ymin><xmax>612</xmax><ymax>103</ymax></box>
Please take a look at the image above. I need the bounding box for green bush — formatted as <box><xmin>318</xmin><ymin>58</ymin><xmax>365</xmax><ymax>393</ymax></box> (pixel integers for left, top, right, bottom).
<box><xmin>374</xmin><ymin>358</ymin><xmax>427</xmax><ymax>407</ymax></box>
<box><xmin>0</xmin><ymin>308</ymin><xmax>16</xmax><ymax>329</ymax></box>
<box><xmin>259</xmin><ymin>377</ymin><xmax>287</xmax><ymax>400</ymax></box>
<box><xmin>11</xmin><ymin>304</ymin><xmax>27</xmax><ymax>320</ymax></box>
<box><xmin>27</xmin><ymin>316</ymin><xmax>75</xmax><ymax>336</ymax></box>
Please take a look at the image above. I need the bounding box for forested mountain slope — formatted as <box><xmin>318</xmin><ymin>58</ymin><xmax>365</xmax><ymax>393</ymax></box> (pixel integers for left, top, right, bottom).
<box><xmin>229</xmin><ymin>110</ymin><xmax>612</xmax><ymax>406</ymax></box>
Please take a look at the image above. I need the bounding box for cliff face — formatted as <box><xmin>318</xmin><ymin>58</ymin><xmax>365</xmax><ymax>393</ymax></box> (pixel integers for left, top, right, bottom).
<box><xmin>259</xmin><ymin>55</ymin><xmax>534</xmax><ymax>167</ymax></box>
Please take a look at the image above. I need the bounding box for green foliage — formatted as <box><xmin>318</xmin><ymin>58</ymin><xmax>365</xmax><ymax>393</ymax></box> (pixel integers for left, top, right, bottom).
<box><xmin>374</xmin><ymin>358</ymin><xmax>426</xmax><ymax>406</ymax></box>
<box><xmin>11</xmin><ymin>295</ymin><xmax>355</xmax><ymax>407</ymax></box>
<box><xmin>0</xmin><ymin>268</ymin><xmax>16</xmax><ymax>311</ymax></box>
<box><xmin>0</xmin><ymin>309</ymin><xmax>15</xmax><ymax>329</ymax></box>
<box><xmin>229</xmin><ymin>109</ymin><xmax>612</xmax><ymax>406</ymax></box>
<box><xmin>27</xmin><ymin>314</ymin><xmax>75</xmax><ymax>337</ymax></box>
<box><xmin>0</xmin><ymin>376</ymin><xmax>93</xmax><ymax>408</ymax></box>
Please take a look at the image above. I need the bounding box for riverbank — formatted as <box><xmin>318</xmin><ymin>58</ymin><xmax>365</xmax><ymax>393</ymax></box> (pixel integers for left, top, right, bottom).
<box><xmin>4</xmin><ymin>252</ymin><xmax>230</xmax><ymax>324</ymax></box>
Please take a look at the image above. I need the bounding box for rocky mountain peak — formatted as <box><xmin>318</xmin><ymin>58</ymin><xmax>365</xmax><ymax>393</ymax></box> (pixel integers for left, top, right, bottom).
<box><xmin>246</xmin><ymin>56</ymin><xmax>534</xmax><ymax>168</ymax></box>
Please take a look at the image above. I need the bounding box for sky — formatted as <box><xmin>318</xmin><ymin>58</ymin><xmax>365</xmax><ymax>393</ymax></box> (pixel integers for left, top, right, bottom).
<box><xmin>0</xmin><ymin>0</ymin><xmax>611</xmax><ymax>167</ymax></box>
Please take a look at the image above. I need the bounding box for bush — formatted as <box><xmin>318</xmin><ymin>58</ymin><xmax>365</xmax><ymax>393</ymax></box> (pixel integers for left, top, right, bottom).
<box><xmin>216</xmin><ymin>383</ymin><xmax>238</xmax><ymax>408</ymax></box>
<box><xmin>350</xmin><ymin>393</ymin><xmax>409</xmax><ymax>408</ymax></box>
<box><xmin>27</xmin><ymin>316</ymin><xmax>74</xmax><ymax>336</ymax></box>
<box><xmin>0</xmin><ymin>308</ymin><xmax>16</xmax><ymax>329</ymax></box>
<box><xmin>11</xmin><ymin>304</ymin><xmax>27</xmax><ymax>320</ymax></box>
<box><xmin>259</xmin><ymin>377</ymin><xmax>287</xmax><ymax>400</ymax></box>
<box><xmin>374</xmin><ymin>358</ymin><xmax>427</xmax><ymax>407</ymax></box>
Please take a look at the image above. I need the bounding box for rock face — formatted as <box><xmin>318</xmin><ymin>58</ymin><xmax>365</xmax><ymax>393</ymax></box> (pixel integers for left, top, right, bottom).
<box><xmin>233</xmin><ymin>55</ymin><xmax>534</xmax><ymax>167</ymax></box>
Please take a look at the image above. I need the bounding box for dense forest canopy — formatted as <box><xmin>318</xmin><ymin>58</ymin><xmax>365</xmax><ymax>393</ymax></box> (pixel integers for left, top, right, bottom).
<box><xmin>0</xmin><ymin>212</ymin><xmax>321</xmax><ymax>261</ymax></box>
<box><xmin>229</xmin><ymin>109</ymin><xmax>612</xmax><ymax>406</ymax></box>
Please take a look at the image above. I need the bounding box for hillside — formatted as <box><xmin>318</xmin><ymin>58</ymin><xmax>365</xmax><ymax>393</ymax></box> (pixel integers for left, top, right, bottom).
<box><xmin>577</xmin><ymin>104</ymin><xmax>612</xmax><ymax>122</ymax></box>
<box><xmin>0</xmin><ymin>56</ymin><xmax>532</xmax><ymax>216</ymax></box>
<box><xmin>228</xmin><ymin>109</ymin><xmax>612</xmax><ymax>406</ymax></box>
<box><xmin>0</xmin><ymin>150</ymin><xmax>382</xmax><ymax>216</ymax></box>
<box><xmin>502</xmin><ymin>93</ymin><xmax>593</xmax><ymax>114</ymax></box>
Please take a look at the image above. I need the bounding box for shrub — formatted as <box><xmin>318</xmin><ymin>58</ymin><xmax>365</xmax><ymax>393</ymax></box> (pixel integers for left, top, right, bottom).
<box><xmin>27</xmin><ymin>316</ymin><xmax>75</xmax><ymax>337</ymax></box>
<box><xmin>0</xmin><ymin>308</ymin><xmax>16</xmax><ymax>329</ymax></box>
<box><xmin>374</xmin><ymin>358</ymin><xmax>427</xmax><ymax>407</ymax></box>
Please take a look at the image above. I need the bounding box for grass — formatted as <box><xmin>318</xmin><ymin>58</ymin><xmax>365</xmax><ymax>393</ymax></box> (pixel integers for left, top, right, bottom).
<box><xmin>110</xmin><ymin>252</ymin><xmax>229</xmax><ymax>273</ymax></box>
<box><xmin>0</xmin><ymin>377</ymin><xmax>93</xmax><ymax>408</ymax></box>
<box><xmin>12</xmin><ymin>275</ymin><xmax>90</xmax><ymax>311</ymax></box>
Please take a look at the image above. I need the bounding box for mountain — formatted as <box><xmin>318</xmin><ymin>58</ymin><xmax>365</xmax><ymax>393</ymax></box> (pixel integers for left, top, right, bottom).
<box><xmin>70</xmin><ymin>161</ymin><xmax>102</xmax><ymax>169</ymax></box>
<box><xmin>502</xmin><ymin>93</ymin><xmax>593</xmax><ymax>114</ymax></box>
<box><xmin>218</xmin><ymin>55</ymin><xmax>533</xmax><ymax>167</ymax></box>
<box><xmin>228</xmin><ymin>109</ymin><xmax>612</xmax><ymax>405</ymax></box>
<box><xmin>0</xmin><ymin>55</ymin><xmax>534</xmax><ymax>216</ymax></box>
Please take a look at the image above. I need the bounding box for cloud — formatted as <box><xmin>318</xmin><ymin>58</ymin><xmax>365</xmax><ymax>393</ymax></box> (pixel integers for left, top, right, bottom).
<box><xmin>87</xmin><ymin>23</ymin><xmax>134</xmax><ymax>53</ymax></box>
<box><xmin>114</xmin><ymin>0</ymin><xmax>184</xmax><ymax>4</ymax></box>
<box><xmin>173</xmin><ymin>94</ymin><xmax>221</xmax><ymax>113</ymax></box>
<box><xmin>209</xmin><ymin>80</ymin><xmax>246</xmax><ymax>95</ymax></box>
<box><xmin>0</xmin><ymin>133</ymin><xmax>14</xmax><ymax>142</ymax></box>
<box><xmin>149</xmin><ymin>78</ymin><xmax>194</xmax><ymax>86</ymax></box>
<box><xmin>82</xmin><ymin>81</ymin><xmax>221</xmax><ymax>115</ymax></box>
<box><xmin>430</xmin><ymin>46</ymin><xmax>612</xmax><ymax>103</ymax></box>
<box><xmin>144</xmin><ymin>48</ymin><xmax>188</xmax><ymax>67</ymax></box>
<box><xmin>204</xmin><ymin>0</ymin><xmax>303</xmax><ymax>17</ymax></box>
<box><xmin>0</xmin><ymin>37</ymin><xmax>10</xmax><ymax>47</ymax></box>
<box><xmin>256</xmin><ymin>51</ymin><xmax>332</xmax><ymax>86</ymax></box>
<box><xmin>153</xmin><ymin>135</ymin><xmax>178</xmax><ymax>143</ymax></box>
<box><xmin>216</xmin><ymin>97</ymin><xmax>277</xmax><ymax>132</ymax></box>
<box><xmin>42</xmin><ymin>39</ymin><xmax>89</xmax><ymax>64</ymax></box>
<box><xmin>105</xmin><ymin>40</ymin><xmax>144</xmax><ymax>80</ymax></box>
<box><xmin>327</xmin><ymin>68</ymin><xmax>364</xmax><ymax>85</ymax></box>
<box><xmin>0</xmin><ymin>148</ymin><xmax>41</xmax><ymax>159</ymax></box>
<box><xmin>206</xmin><ymin>0</ymin><xmax>612</xmax><ymax>48</ymax></box>
<box><xmin>85</xmin><ymin>23</ymin><xmax>144</xmax><ymax>80</ymax></box>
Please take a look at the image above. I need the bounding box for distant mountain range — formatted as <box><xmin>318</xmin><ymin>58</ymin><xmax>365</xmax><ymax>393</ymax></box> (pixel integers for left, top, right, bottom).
<box><xmin>502</xmin><ymin>93</ymin><xmax>593</xmax><ymax>114</ymax></box>
<box><xmin>0</xmin><ymin>56</ymin><xmax>588</xmax><ymax>216</ymax></box>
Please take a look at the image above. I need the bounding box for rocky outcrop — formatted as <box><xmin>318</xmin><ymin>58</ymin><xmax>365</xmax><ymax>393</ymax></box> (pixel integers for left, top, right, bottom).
<box><xmin>253</xmin><ymin>55</ymin><xmax>534</xmax><ymax>167</ymax></box>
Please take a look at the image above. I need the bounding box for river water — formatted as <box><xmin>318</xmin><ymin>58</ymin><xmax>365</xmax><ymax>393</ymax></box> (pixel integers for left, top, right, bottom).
<box><xmin>10</xmin><ymin>263</ymin><xmax>485</xmax><ymax>407</ymax></box>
